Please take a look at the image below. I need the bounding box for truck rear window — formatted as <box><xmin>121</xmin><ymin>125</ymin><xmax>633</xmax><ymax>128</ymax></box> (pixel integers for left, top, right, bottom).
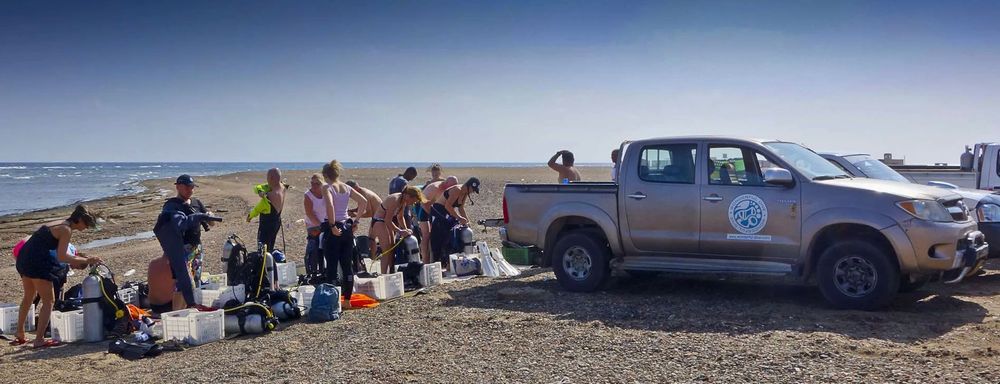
<box><xmin>638</xmin><ymin>144</ymin><xmax>697</xmax><ymax>184</ymax></box>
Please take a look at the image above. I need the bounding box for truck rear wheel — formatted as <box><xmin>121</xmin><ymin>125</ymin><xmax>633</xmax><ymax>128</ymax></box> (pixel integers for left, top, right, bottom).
<box><xmin>817</xmin><ymin>240</ymin><xmax>899</xmax><ymax>310</ymax></box>
<box><xmin>551</xmin><ymin>232</ymin><xmax>610</xmax><ymax>292</ymax></box>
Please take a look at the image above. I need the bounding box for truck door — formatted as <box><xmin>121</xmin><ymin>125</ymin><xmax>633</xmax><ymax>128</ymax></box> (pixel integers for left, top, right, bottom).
<box><xmin>699</xmin><ymin>144</ymin><xmax>801</xmax><ymax>261</ymax></box>
<box><xmin>621</xmin><ymin>142</ymin><xmax>701</xmax><ymax>254</ymax></box>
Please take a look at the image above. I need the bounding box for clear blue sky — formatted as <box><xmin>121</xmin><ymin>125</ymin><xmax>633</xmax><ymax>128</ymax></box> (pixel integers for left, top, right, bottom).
<box><xmin>2</xmin><ymin>1</ymin><xmax>999</xmax><ymax>164</ymax></box>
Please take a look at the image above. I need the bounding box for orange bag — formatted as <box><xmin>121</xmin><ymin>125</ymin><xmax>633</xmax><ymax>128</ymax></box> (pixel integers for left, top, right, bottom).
<box><xmin>343</xmin><ymin>293</ymin><xmax>379</xmax><ymax>309</ymax></box>
<box><xmin>127</xmin><ymin>304</ymin><xmax>151</xmax><ymax>321</ymax></box>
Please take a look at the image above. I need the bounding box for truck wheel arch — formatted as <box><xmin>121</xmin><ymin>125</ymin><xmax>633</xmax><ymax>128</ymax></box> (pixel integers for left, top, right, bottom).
<box><xmin>538</xmin><ymin>204</ymin><xmax>620</xmax><ymax>266</ymax></box>
<box><xmin>804</xmin><ymin>223</ymin><xmax>899</xmax><ymax>282</ymax></box>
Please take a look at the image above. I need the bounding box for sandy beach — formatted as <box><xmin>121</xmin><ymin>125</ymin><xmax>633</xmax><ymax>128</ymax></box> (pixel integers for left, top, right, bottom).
<box><xmin>1</xmin><ymin>166</ymin><xmax>999</xmax><ymax>383</ymax></box>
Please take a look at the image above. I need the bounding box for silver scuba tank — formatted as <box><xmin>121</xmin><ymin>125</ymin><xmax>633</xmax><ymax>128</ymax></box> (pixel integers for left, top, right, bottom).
<box><xmin>224</xmin><ymin>314</ymin><xmax>267</xmax><ymax>335</ymax></box>
<box><xmin>222</xmin><ymin>237</ymin><xmax>235</xmax><ymax>263</ymax></box>
<box><xmin>459</xmin><ymin>226</ymin><xmax>476</xmax><ymax>254</ymax></box>
<box><xmin>403</xmin><ymin>235</ymin><xmax>421</xmax><ymax>263</ymax></box>
<box><xmin>82</xmin><ymin>273</ymin><xmax>104</xmax><ymax>342</ymax></box>
<box><xmin>270</xmin><ymin>301</ymin><xmax>299</xmax><ymax>321</ymax></box>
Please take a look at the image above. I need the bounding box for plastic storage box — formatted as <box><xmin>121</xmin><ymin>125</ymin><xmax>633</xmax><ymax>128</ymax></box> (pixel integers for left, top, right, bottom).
<box><xmin>0</xmin><ymin>303</ymin><xmax>35</xmax><ymax>334</ymax></box>
<box><xmin>194</xmin><ymin>284</ymin><xmax>246</xmax><ymax>308</ymax></box>
<box><xmin>418</xmin><ymin>263</ymin><xmax>443</xmax><ymax>288</ymax></box>
<box><xmin>117</xmin><ymin>287</ymin><xmax>139</xmax><ymax>306</ymax></box>
<box><xmin>501</xmin><ymin>247</ymin><xmax>533</xmax><ymax>265</ymax></box>
<box><xmin>162</xmin><ymin>308</ymin><xmax>225</xmax><ymax>346</ymax></box>
<box><xmin>295</xmin><ymin>285</ymin><xmax>316</xmax><ymax>315</ymax></box>
<box><xmin>201</xmin><ymin>273</ymin><xmax>228</xmax><ymax>289</ymax></box>
<box><xmin>50</xmin><ymin>310</ymin><xmax>85</xmax><ymax>342</ymax></box>
<box><xmin>354</xmin><ymin>272</ymin><xmax>404</xmax><ymax>301</ymax></box>
<box><xmin>276</xmin><ymin>261</ymin><xmax>298</xmax><ymax>287</ymax></box>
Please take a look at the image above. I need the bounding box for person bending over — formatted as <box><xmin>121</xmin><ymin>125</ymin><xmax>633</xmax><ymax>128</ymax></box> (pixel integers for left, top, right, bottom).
<box><xmin>429</xmin><ymin>177</ymin><xmax>480</xmax><ymax>268</ymax></box>
<box><xmin>370</xmin><ymin>186</ymin><xmax>427</xmax><ymax>274</ymax></box>
<box><xmin>12</xmin><ymin>205</ymin><xmax>100</xmax><ymax>348</ymax></box>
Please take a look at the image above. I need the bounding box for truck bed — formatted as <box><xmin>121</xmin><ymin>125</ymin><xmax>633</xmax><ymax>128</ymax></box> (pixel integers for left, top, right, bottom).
<box><xmin>503</xmin><ymin>182</ymin><xmax>619</xmax><ymax>249</ymax></box>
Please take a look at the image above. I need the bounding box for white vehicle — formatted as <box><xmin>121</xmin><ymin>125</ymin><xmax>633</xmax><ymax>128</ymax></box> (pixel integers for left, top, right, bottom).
<box><xmin>893</xmin><ymin>143</ymin><xmax>1000</xmax><ymax>191</ymax></box>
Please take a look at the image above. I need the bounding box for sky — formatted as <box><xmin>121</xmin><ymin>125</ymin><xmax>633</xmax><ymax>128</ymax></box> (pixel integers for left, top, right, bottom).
<box><xmin>2</xmin><ymin>0</ymin><xmax>999</xmax><ymax>164</ymax></box>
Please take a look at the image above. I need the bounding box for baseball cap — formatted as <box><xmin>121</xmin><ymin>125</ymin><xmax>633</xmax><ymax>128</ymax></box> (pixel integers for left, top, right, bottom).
<box><xmin>465</xmin><ymin>177</ymin><xmax>481</xmax><ymax>194</ymax></box>
<box><xmin>175</xmin><ymin>174</ymin><xmax>198</xmax><ymax>187</ymax></box>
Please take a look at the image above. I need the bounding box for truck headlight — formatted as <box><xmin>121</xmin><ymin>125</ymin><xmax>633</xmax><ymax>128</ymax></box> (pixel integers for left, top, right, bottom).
<box><xmin>976</xmin><ymin>203</ymin><xmax>1000</xmax><ymax>223</ymax></box>
<box><xmin>896</xmin><ymin>200</ymin><xmax>953</xmax><ymax>222</ymax></box>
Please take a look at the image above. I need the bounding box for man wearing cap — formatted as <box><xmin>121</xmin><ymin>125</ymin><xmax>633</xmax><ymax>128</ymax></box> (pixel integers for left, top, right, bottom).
<box><xmin>389</xmin><ymin>167</ymin><xmax>418</xmax><ymax>194</ymax></box>
<box><xmin>429</xmin><ymin>176</ymin><xmax>481</xmax><ymax>268</ymax></box>
<box><xmin>153</xmin><ymin>175</ymin><xmax>218</xmax><ymax>310</ymax></box>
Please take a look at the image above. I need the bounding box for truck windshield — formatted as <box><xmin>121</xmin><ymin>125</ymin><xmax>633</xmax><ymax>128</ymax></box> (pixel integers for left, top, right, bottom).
<box><xmin>843</xmin><ymin>154</ymin><xmax>911</xmax><ymax>183</ymax></box>
<box><xmin>763</xmin><ymin>142</ymin><xmax>850</xmax><ymax>180</ymax></box>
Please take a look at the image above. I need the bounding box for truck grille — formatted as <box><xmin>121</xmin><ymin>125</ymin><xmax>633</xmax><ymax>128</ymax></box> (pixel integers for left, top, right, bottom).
<box><xmin>943</xmin><ymin>199</ymin><xmax>970</xmax><ymax>222</ymax></box>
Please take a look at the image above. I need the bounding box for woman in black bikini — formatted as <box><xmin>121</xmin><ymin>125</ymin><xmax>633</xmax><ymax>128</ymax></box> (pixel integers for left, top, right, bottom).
<box><xmin>12</xmin><ymin>205</ymin><xmax>101</xmax><ymax>348</ymax></box>
<box><xmin>370</xmin><ymin>186</ymin><xmax>427</xmax><ymax>274</ymax></box>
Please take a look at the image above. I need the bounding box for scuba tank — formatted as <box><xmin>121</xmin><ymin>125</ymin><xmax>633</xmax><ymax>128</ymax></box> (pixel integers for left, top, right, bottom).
<box><xmin>82</xmin><ymin>271</ymin><xmax>104</xmax><ymax>342</ymax></box>
<box><xmin>403</xmin><ymin>235</ymin><xmax>421</xmax><ymax>263</ymax></box>
<box><xmin>459</xmin><ymin>226</ymin><xmax>476</xmax><ymax>254</ymax></box>
<box><xmin>268</xmin><ymin>290</ymin><xmax>301</xmax><ymax>321</ymax></box>
<box><xmin>264</xmin><ymin>246</ymin><xmax>277</xmax><ymax>292</ymax></box>
<box><xmin>223</xmin><ymin>302</ymin><xmax>278</xmax><ymax>335</ymax></box>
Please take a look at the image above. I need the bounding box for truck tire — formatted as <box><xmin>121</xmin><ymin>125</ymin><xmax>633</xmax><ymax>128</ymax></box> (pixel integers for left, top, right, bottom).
<box><xmin>551</xmin><ymin>232</ymin><xmax>610</xmax><ymax>292</ymax></box>
<box><xmin>816</xmin><ymin>240</ymin><xmax>900</xmax><ymax>310</ymax></box>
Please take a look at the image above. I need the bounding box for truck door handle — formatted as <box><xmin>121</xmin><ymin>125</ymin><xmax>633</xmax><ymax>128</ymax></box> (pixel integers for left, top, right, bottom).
<box><xmin>626</xmin><ymin>192</ymin><xmax>647</xmax><ymax>200</ymax></box>
<box><xmin>703</xmin><ymin>194</ymin><xmax>723</xmax><ymax>202</ymax></box>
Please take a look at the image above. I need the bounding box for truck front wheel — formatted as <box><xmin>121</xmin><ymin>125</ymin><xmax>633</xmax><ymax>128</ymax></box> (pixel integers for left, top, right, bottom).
<box><xmin>551</xmin><ymin>232</ymin><xmax>610</xmax><ymax>292</ymax></box>
<box><xmin>817</xmin><ymin>240</ymin><xmax>900</xmax><ymax>310</ymax></box>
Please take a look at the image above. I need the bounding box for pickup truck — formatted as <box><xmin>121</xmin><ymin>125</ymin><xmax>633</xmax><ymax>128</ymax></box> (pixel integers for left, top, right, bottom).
<box><xmin>501</xmin><ymin>137</ymin><xmax>990</xmax><ymax>310</ymax></box>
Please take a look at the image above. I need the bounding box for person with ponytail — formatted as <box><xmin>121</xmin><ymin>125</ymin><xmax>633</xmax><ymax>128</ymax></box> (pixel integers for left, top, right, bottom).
<box><xmin>11</xmin><ymin>205</ymin><xmax>101</xmax><ymax>348</ymax></box>
<box><xmin>370</xmin><ymin>186</ymin><xmax>428</xmax><ymax>274</ymax></box>
<box><xmin>320</xmin><ymin>160</ymin><xmax>368</xmax><ymax>308</ymax></box>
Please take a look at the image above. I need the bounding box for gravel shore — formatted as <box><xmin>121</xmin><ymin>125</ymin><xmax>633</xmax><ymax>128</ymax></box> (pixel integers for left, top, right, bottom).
<box><xmin>1</xmin><ymin>166</ymin><xmax>998</xmax><ymax>383</ymax></box>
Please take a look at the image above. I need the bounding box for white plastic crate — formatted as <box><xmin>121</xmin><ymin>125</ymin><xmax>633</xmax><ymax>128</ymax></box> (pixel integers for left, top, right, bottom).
<box><xmin>276</xmin><ymin>261</ymin><xmax>298</xmax><ymax>287</ymax></box>
<box><xmin>117</xmin><ymin>287</ymin><xmax>139</xmax><ymax>306</ymax></box>
<box><xmin>295</xmin><ymin>285</ymin><xmax>316</xmax><ymax>315</ymax></box>
<box><xmin>50</xmin><ymin>310</ymin><xmax>84</xmax><ymax>343</ymax></box>
<box><xmin>193</xmin><ymin>284</ymin><xmax>245</xmax><ymax>308</ymax></box>
<box><xmin>162</xmin><ymin>308</ymin><xmax>225</xmax><ymax>346</ymax></box>
<box><xmin>201</xmin><ymin>273</ymin><xmax>227</xmax><ymax>287</ymax></box>
<box><xmin>418</xmin><ymin>263</ymin><xmax>443</xmax><ymax>288</ymax></box>
<box><xmin>354</xmin><ymin>272</ymin><xmax>403</xmax><ymax>301</ymax></box>
<box><xmin>0</xmin><ymin>303</ymin><xmax>35</xmax><ymax>334</ymax></box>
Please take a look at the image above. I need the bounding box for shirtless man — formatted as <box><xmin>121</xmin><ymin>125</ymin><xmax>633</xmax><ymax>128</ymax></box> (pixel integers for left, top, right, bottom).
<box><xmin>147</xmin><ymin>257</ymin><xmax>175</xmax><ymax>315</ymax></box>
<box><xmin>346</xmin><ymin>180</ymin><xmax>383</xmax><ymax>259</ymax></box>
<box><xmin>418</xmin><ymin>176</ymin><xmax>458</xmax><ymax>263</ymax></box>
<box><xmin>548</xmin><ymin>150</ymin><xmax>581</xmax><ymax>183</ymax></box>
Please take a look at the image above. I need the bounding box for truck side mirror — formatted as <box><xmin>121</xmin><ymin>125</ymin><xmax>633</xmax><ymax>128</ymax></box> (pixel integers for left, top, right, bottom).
<box><xmin>763</xmin><ymin>168</ymin><xmax>795</xmax><ymax>187</ymax></box>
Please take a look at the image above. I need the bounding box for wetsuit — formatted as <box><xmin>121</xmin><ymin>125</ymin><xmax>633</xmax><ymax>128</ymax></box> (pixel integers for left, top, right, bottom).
<box><xmin>323</xmin><ymin>185</ymin><xmax>355</xmax><ymax>299</ymax></box>
<box><xmin>16</xmin><ymin>225</ymin><xmax>63</xmax><ymax>281</ymax></box>
<box><xmin>257</xmin><ymin>206</ymin><xmax>281</xmax><ymax>253</ymax></box>
<box><xmin>429</xmin><ymin>189</ymin><xmax>460</xmax><ymax>267</ymax></box>
<box><xmin>154</xmin><ymin>197</ymin><xmax>210</xmax><ymax>306</ymax></box>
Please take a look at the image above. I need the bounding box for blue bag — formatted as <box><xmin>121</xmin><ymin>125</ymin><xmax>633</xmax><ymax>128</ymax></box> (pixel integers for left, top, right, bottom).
<box><xmin>307</xmin><ymin>283</ymin><xmax>341</xmax><ymax>322</ymax></box>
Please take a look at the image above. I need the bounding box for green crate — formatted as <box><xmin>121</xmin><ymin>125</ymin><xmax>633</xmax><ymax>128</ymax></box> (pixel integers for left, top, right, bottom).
<box><xmin>502</xmin><ymin>247</ymin><xmax>533</xmax><ymax>265</ymax></box>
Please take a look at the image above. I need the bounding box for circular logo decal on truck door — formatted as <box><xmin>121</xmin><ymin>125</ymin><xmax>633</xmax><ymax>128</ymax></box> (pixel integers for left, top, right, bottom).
<box><xmin>728</xmin><ymin>194</ymin><xmax>768</xmax><ymax>234</ymax></box>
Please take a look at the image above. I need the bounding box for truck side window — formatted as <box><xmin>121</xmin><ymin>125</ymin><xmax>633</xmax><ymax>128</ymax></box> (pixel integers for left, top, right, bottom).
<box><xmin>638</xmin><ymin>144</ymin><xmax>697</xmax><ymax>184</ymax></box>
<box><xmin>708</xmin><ymin>145</ymin><xmax>767</xmax><ymax>186</ymax></box>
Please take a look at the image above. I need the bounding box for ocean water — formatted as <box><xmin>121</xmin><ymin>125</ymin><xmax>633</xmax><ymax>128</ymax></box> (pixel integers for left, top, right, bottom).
<box><xmin>0</xmin><ymin>162</ymin><xmax>588</xmax><ymax>216</ymax></box>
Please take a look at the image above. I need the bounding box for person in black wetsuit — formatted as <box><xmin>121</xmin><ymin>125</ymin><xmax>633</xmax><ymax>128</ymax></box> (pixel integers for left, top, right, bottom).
<box><xmin>248</xmin><ymin>168</ymin><xmax>286</xmax><ymax>253</ymax></box>
<box><xmin>13</xmin><ymin>205</ymin><xmax>100</xmax><ymax>348</ymax></box>
<box><xmin>153</xmin><ymin>175</ymin><xmax>217</xmax><ymax>310</ymax></box>
<box><xmin>429</xmin><ymin>177</ymin><xmax>480</xmax><ymax>269</ymax></box>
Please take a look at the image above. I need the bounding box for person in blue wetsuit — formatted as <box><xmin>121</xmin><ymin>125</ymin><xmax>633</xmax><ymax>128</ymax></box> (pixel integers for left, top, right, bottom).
<box><xmin>153</xmin><ymin>175</ymin><xmax>219</xmax><ymax>310</ymax></box>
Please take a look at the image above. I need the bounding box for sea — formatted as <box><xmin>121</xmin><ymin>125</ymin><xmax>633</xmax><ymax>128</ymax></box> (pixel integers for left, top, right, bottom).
<box><xmin>0</xmin><ymin>162</ymin><xmax>600</xmax><ymax>216</ymax></box>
